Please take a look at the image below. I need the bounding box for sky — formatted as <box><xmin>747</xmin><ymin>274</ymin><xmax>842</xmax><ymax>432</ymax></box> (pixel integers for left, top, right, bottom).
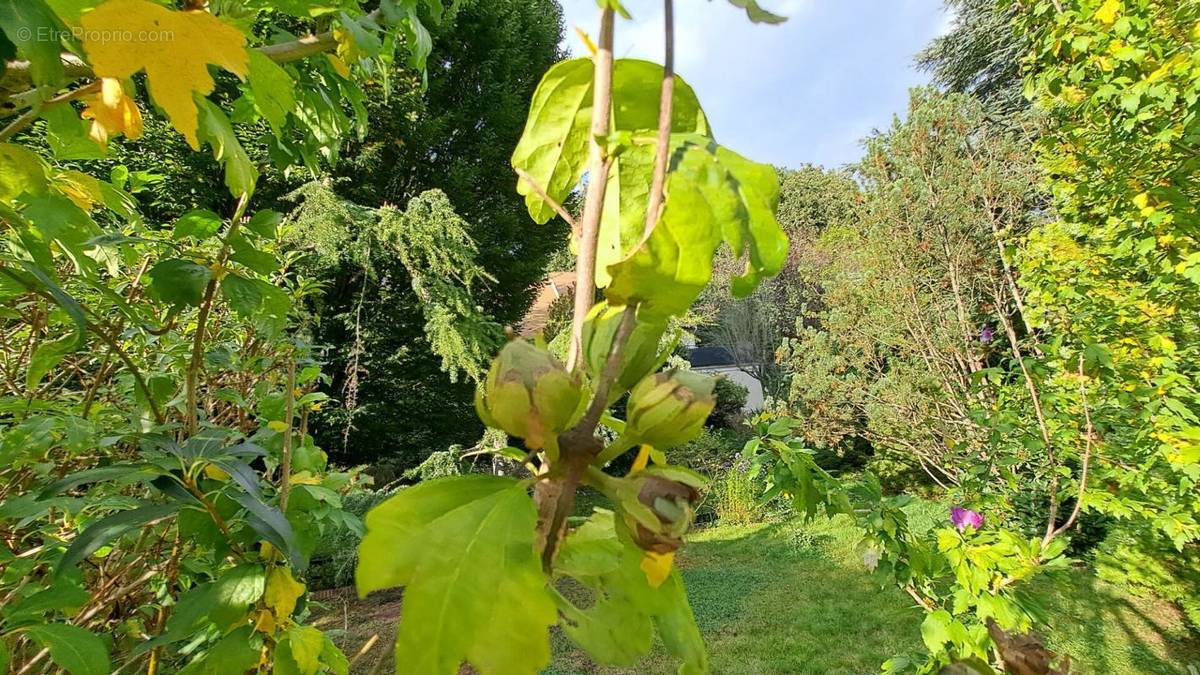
<box><xmin>556</xmin><ymin>0</ymin><xmax>956</xmax><ymax>170</ymax></box>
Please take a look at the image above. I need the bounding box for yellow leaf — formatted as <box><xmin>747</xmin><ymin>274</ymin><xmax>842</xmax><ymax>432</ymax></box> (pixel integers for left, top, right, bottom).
<box><xmin>1095</xmin><ymin>0</ymin><xmax>1121</xmax><ymax>25</ymax></box>
<box><xmin>574</xmin><ymin>26</ymin><xmax>597</xmax><ymax>56</ymax></box>
<box><xmin>79</xmin><ymin>0</ymin><xmax>249</xmax><ymax>149</ymax></box>
<box><xmin>289</xmin><ymin>472</ymin><xmax>321</xmax><ymax>486</ymax></box>
<box><xmin>640</xmin><ymin>551</ymin><xmax>674</xmax><ymax>587</ymax></box>
<box><xmin>252</xmin><ymin>608</ymin><xmax>276</xmax><ymax>634</ymax></box>
<box><xmin>265</xmin><ymin>566</ymin><xmax>306</xmax><ymax>622</ymax></box>
<box><xmin>267</xmin><ymin>420</ymin><xmax>290</xmax><ymax>433</ymax></box>
<box><xmin>324</xmin><ymin>53</ymin><xmax>351</xmax><ymax>79</ymax></box>
<box><xmin>204</xmin><ymin>464</ymin><xmax>230</xmax><ymax>481</ymax></box>
<box><xmin>53</xmin><ymin>170</ymin><xmax>104</xmax><ymax>211</ymax></box>
<box><xmin>81</xmin><ymin>78</ymin><xmax>143</xmax><ymax>150</ymax></box>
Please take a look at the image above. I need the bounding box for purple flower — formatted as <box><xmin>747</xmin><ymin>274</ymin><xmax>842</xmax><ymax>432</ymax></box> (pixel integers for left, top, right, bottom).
<box><xmin>979</xmin><ymin>326</ymin><xmax>995</xmax><ymax>344</ymax></box>
<box><xmin>950</xmin><ymin>506</ymin><xmax>984</xmax><ymax>532</ymax></box>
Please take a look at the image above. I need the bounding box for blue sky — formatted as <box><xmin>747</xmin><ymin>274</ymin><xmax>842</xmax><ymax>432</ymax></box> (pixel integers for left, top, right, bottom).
<box><xmin>557</xmin><ymin>0</ymin><xmax>955</xmax><ymax>169</ymax></box>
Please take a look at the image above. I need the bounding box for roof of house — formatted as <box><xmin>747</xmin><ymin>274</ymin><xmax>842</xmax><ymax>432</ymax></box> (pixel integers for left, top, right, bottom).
<box><xmin>517</xmin><ymin>271</ymin><xmax>576</xmax><ymax>337</ymax></box>
<box><xmin>686</xmin><ymin>345</ymin><xmax>738</xmax><ymax>368</ymax></box>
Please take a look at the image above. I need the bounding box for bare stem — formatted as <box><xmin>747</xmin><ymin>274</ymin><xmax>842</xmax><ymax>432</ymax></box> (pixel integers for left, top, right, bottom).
<box><xmin>565</xmin><ymin>7</ymin><xmax>616</xmax><ymax>372</ymax></box>
<box><xmin>279</xmin><ymin>356</ymin><xmax>296</xmax><ymax>511</ymax></box>
<box><xmin>643</xmin><ymin>0</ymin><xmax>675</xmax><ymax>237</ymax></box>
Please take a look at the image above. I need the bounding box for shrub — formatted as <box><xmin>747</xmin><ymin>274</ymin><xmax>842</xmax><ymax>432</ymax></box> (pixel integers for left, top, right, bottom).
<box><xmin>709</xmin><ymin>377</ymin><xmax>750</xmax><ymax>428</ymax></box>
<box><xmin>307</xmin><ymin>488</ymin><xmax>401</xmax><ymax>590</ymax></box>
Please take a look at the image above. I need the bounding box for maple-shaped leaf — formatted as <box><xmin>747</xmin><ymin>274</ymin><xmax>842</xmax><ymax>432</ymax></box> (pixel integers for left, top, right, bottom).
<box><xmin>357</xmin><ymin>476</ymin><xmax>557</xmax><ymax>675</ymax></box>
<box><xmin>79</xmin><ymin>0</ymin><xmax>249</xmax><ymax>149</ymax></box>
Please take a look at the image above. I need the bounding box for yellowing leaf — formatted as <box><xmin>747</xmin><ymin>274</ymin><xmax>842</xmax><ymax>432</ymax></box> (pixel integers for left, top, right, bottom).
<box><xmin>640</xmin><ymin>550</ymin><xmax>674</xmax><ymax>587</ymax></box>
<box><xmin>79</xmin><ymin>0</ymin><xmax>249</xmax><ymax>149</ymax></box>
<box><xmin>289</xmin><ymin>472</ymin><xmax>322</xmax><ymax>486</ymax></box>
<box><xmin>203</xmin><ymin>464</ymin><xmax>231</xmax><ymax>481</ymax></box>
<box><xmin>1095</xmin><ymin>0</ymin><xmax>1121</xmax><ymax>24</ymax></box>
<box><xmin>252</xmin><ymin>608</ymin><xmax>276</xmax><ymax>634</ymax></box>
<box><xmin>267</xmin><ymin>420</ymin><xmax>289</xmax><ymax>433</ymax></box>
<box><xmin>324</xmin><ymin>53</ymin><xmax>351</xmax><ymax>79</ymax></box>
<box><xmin>265</xmin><ymin>566</ymin><xmax>306</xmax><ymax>622</ymax></box>
<box><xmin>81</xmin><ymin>78</ymin><xmax>144</xmax><ymax>150</ymax></box>
<box><xmin>52</xmin><ymin>170</ymin><xmax>104</xmax><ymax>211</ymax></box>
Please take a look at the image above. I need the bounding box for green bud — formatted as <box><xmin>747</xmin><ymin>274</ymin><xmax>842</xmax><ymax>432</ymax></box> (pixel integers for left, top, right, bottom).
<box><xmin>625</xmin><ymin>369</ymin><xmax>716</xmax><ymax>448</ymax></box>
<box><xmin>474</xmin><ymin>339</ymin><xmax>585</xmax><ymax>451</ymax></box>
<box><xmin>580</xmin><ymin>302</ymin><xmax>668</xmax><ymax>402</ymax></box>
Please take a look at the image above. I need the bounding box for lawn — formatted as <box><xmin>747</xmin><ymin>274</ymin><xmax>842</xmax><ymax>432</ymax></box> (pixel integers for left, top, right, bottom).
<box><xmin>317</xmin><ymin>509</ymin><xmax>1200</xmax><ymax>674</ymax></box>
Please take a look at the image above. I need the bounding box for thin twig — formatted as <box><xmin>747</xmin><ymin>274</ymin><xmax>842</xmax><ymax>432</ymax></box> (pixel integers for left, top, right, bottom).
<box><xmin>0</xmin><ymin>80</ymin><xmax>101</xmax><ymax>142</ymax></box>
<box><xmin>514</xmin><ymin>168</ymin><xmax>578</xmax><ymax>235</ymax></box>
<box><xmin>1044</xmin><ymin>355</ymin><xmax>1096</xmax><ymax>545</ymax></box>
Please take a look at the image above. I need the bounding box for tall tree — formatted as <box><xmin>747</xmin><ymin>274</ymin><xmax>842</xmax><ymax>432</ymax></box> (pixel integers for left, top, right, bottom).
<box><xmin>917</xmin><ymin>0</ymin><xmax>1028</xmax><ymax>120</ymax></box>
<box><xmin>306</xmin><ymin>0</ymin><xmax>568</xmax><ymax>469</ymax></box>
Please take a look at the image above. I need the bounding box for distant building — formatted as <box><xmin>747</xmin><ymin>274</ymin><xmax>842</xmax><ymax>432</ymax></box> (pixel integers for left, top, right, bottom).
<box><xmin>516</xmin><ymin>275</ymin><xmax>765</xmax><ymax>412</ymax></box>
<box><xmin>517</xmin><ymin>271</ymin><xmax>575</xmax><ymax>337</ymax></box>
<box><xmin>685</xmin><ymin>345</ymin><xmax>764</xmax><ymax>411</ymax></box>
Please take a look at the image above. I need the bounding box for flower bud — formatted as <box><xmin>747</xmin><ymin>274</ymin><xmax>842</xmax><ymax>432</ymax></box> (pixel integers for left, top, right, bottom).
<box><xmin>475</xmin><ymin>339</ymin><xmax>584</xmax><ymax>450</ymax></box>
<box><xmin>580</xmin><ymin>302</ymin><xmax>668</xmax><ymax>401</ymax></box>
<box><xmin>625</xmin><ymin>369</ymin><xmax>716</xmax><ymax>448</ymax></box>
<box><xmin>618</xmin><ymin>466</ymin><xmax>706</xmax><ymax>554</ymax></box>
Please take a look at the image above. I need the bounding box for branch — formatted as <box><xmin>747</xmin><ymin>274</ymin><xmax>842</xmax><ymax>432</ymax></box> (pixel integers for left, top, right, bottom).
<box><xmin>1044</xmin><ymin>355</ymin><xmax>1096</xmax><ymax>545</ymax></box>
<box><xmin>643</xmin><ymin>0</ymin><xmax>675</xmax><ymax>237</ymax></box>
<box><xmin>185</xmin><ymin>195</ymin><xmax>249</xmax><ymax>436</ymax></box>
<box><xmin>565</xmin><ymin>8</ymin><xmax>616</xmax><ymax>372</ymax></box>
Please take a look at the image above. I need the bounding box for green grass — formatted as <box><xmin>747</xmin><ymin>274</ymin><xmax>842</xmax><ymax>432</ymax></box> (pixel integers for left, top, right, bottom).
<box><xmin>546</xmin><ymin>512</ymin><xmax>1200</xmax><ymax>674</ymax></box>
<box><xmin>320</xmin><ymin>502</ymin><xmax>1200</xmax><ymax>674</ymax></box>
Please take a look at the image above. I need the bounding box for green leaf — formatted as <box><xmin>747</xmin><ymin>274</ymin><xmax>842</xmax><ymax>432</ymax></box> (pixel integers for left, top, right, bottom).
<box><xmin>357</xmin><ymin>475</ymin><xmax>556</xmax><ymax>675</ymax></box>
<box><xmin>511</xmin><ymin>58</ymin><xmax>708</xmax><ymax>240</ymax></box>
<box><xmin>39</xmin><ymin>463</ymin><xmax>162</xmax><ymax>498</ymax></box>
<box><xmin>725</xmin><ymin>0</ymin><xmax>787</xmax><ymax>24</ymax></box>
<box><xmin>220</xmin><ymin>273</ymin><xmax>262</xmax><ymax>317</ymax></box>
<box><xmin>147</xmin><ymin>258</ymin><xmax>212</xmax><ymax>307</ymax></box>
<box><xmin>277</xmin><ymin>625</ymin><xmax>325</xmax><ymax>675</ymax></box>
<box><xmin>554</xmin><ymin>509</ymin><xmax>708</xmax><ymax>673</ymax></box>
<box><xmin>230</xmin><ymin>490</ymin><xmax>305</xmax><ymax>570</ymax></box>
<box><xmin>43</xmin><ymin>105</ymin><xmax>105</xmax><ymax>160</ymax></box>
<box><xmin>596</xmin><ymin>0</ymin><xmax>632</xmax><ymax>19</ymax></box>
<box><xmin>595</xmin><ymin>61</ymin><xmax>709</xmax><ymax>286</ymax></box>
<box><xmin>0</xmin><ymin>639</ymin><xmax>9</xmax><ymax>673</ymax></box>
<box><xmin>228</xmin><ymin>232</ymin><xmax>279</xmax><ymax>275</ymax></box>
<box><xmin>245</xmin><ymin>209</ymin><xmax>282</xmax><ymax>238</ymax></box>
<box><xmin>196</xmin><ymin>96</ymin><xmax>258</xmax><ymax>198</ymax></box>
<box><xmin>2</xmin><ymin>577</ymin><xmax>89</xmax><ymax>623</ymax></box>
<box><xmin>209</xmin><ymin>564</ymin><xmax>266</xmax><ymax>629</ymax></box>
<box><xmin>12</xmin><ymin>262</ymin><xmax>88</xmax><ymax>348</ymax></box>
<box><xmin>177</xmin><ymin>626</ymin><xmax>260</xmax><ymax>675</ymax></box>
<box><xmin>27</xmin><ymin>335</ymin><xmax>76</xmax><ymax>388</ymax></box>
<box><xmin>58</xmin><ymin>503</ymin><xmax>178</xmax><ymax>573</ymax></box>
<box><xmin>0</xmin><ymin>143</ymin><xmax>49</xmax><ymax>204</ymax></box>
<box><xmin>172</xmin><ymin>209</ymin><xmax>223</xmax><ymax>241</ymax></box>
<box><xmin>22</xmin><ymin>624</ymin><xmax>110</xmax><ymax>675</ymax></box>
<box><xmin>606</xmin><ymin>135</ymin><xmax>788</xmax><ymax>319</ymax></box>
<box><xmin>0</xmin><ymin>0</ymin><xmax>70</xmax><ymax>87</ymax></box>
<box><xmin>510</xmin><ymin>57</ymin><xmax>593</xmax><ymax>224</ymax></box>
<box><xmin>654</xmin><ymin>572</ymin><xmax>709</xmax><ymax>675</ymax></box>
<box><xmin>246</xmin><ymin>50</ymin><xmax>296</xmax><ymax>136</ymax></box>
<box><xmin>337</xmin><ymin>11</ymin><xmax>382</xmax><ymax>59</ymax></box>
